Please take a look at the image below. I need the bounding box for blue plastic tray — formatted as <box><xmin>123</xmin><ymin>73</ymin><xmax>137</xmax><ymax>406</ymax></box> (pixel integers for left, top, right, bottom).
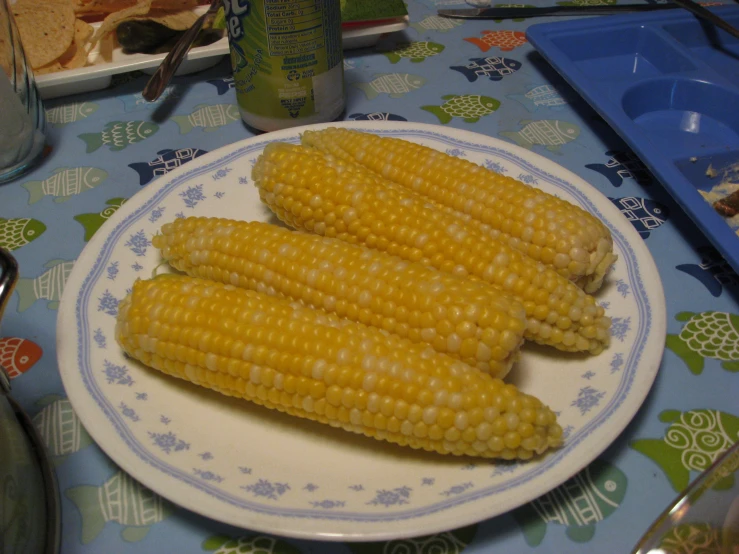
<box><xmin>527</xmin><ymin>7</ymin><xmax>739</xmax><ymax>272</ymax></box>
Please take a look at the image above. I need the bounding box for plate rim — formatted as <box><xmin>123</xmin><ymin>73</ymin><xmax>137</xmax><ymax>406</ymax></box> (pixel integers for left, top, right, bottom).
<box><xmin>57</xmin><ymin>121</ymin><xmax>666</xmax><ymax>541</ymax></box>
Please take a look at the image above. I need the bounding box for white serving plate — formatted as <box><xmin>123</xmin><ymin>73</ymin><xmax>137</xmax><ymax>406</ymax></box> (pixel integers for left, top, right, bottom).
<box><xmin>35</xmin><ymin>8</ymin><xmax>409</xmax><ymax>99</ymax></box>
<box><xmin>57</xmin><ymin>121</ymin><xmax>666</xmax><ymax>541</ymax></box>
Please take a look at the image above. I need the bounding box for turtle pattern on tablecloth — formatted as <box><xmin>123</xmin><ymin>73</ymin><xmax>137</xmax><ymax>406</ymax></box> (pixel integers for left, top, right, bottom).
<box><xmin>666</xmin><ymin>311</ymin><xmax>739</xmax><ymax>374</ymax></box>
<box><xmin>631</xmin><ymin>409</ymin><xmax>739</xmax><ymax>492</ymax></box>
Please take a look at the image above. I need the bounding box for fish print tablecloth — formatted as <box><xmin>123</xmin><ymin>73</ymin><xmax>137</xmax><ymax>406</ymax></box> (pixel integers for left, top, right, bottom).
<box><xmin>2</xmin><ymin>0</ymin><xmax>739</xmax><ymax>552</ymax></box>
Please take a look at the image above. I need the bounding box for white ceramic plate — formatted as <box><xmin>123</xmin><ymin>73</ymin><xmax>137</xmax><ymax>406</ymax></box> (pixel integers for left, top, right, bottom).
<box><xmin>57</xmin><ymin>121</ymin><xmax>666</xmax><ymax>541</ymax></box>
<box><xmin>34</xmin><ymin>9</ymin><xmax>409</xmax><ymax>100</ymax></box>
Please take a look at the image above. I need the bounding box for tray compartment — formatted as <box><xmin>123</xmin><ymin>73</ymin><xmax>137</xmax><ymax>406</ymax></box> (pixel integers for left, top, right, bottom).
<box><xmin>548</xmin><ymin>26</ymin><xmax>696</xmax><ymax>80</ymax></box>
<box><xmin>621</xmin><ymin>78</ymin><xmax>739</xmax><ymax>158</ymax></box>
<box><xmin>663</xmin><ymin>20</ymin><xmax>739</xmax><ymax>80</ymax></box>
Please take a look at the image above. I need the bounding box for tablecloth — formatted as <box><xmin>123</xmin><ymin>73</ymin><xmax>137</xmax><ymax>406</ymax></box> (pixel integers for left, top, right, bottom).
<box><xmin>1</xmin><ymin>0</ymin><xmax>738</xmax><ymax>552</ymax></box>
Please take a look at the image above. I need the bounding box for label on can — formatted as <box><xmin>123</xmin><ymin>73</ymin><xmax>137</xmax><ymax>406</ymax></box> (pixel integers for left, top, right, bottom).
<box><xmin>223</xmin><ymin>0</ymin><xmax>344</xmax><ymax>121</ymax></box>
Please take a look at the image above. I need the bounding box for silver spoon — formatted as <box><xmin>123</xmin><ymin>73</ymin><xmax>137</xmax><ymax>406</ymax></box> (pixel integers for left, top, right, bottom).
<box><xmin>142</xmin><ymin>0</ymin><xmax>221</xmax><ymax>102</ymax></box>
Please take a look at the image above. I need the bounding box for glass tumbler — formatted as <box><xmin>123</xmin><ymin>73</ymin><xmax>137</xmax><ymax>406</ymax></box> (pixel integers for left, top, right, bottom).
<box><xmin>0</xmin><ymin>0</ymin><xmax>45</xmax><ymax>184</ymax></box>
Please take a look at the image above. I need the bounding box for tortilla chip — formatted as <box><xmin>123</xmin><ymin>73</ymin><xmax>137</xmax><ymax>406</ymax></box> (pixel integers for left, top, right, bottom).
<box><xmin>74</xmin><ymin>0</ymin><xmax>144</xmax><ymax>15</ymax></box>
<box><xmin>151</xmin><ymin>0</ymin><xmax>199</xmax><ymax>10</ymax></box>
<box><xmin>57</xmin><ymin>20</ymin><xmax>94</xmax><ymax>69</ymax></box>
<box><xmin>75</xmin><ymin>19</ymin><xmax>95</xmax><ymax>44</ymax></box>
<box><xmin>34</xmin><ymin>61</ymin><xmax>64</xmax><ymax>75</ymax></box>
<box><xmin>11</xmin><ymin>2</ymin><xmax>76</xmax><ymax>68</ymax></box>
<box><xmin>89</xmin><ymin>0</ymin><xmax>152</xmax><ymax>47</ymax></box>
<box><xmin>128</xmin><ymin>9</ymin><xmax>199</xmax><ymax>30</ymax></box>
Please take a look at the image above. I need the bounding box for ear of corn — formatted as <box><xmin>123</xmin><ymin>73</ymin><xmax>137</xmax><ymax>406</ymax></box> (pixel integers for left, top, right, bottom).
<box><xmin>116</xmin><ymin>276</ymin><xmax>562</xmax><ymax>460</ymax></box>
<box><xmin>153</xmin><ymin>217</ymin><xmax>527</xmax><ymax>379</ymax></box>
<box><xmin>253</xmin><ymin>142</ymin><xmax>610</xmax><ymax>355</ymax></box>
<box><xmin>301</xmin><ymin>128</ymin><xmax>617</xmax><ymax>293</ymax></box>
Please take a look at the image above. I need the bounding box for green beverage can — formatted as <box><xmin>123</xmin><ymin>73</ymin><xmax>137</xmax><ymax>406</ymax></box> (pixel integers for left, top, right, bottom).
<box><xmin>222</xmin><ymin>0</ymin><xmax>345</xmax><ymax>132</ymax></box>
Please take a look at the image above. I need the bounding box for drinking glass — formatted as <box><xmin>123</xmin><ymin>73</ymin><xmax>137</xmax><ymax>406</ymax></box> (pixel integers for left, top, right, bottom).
<box><xmin>0</xmin><ymin>0</ymin><xmax>46</xmax><ymax>184</ymax></box>
<box><xmin>632</xmin><ymin>441</ymin><xmax>739</xmax><ymax>554</ymax></box>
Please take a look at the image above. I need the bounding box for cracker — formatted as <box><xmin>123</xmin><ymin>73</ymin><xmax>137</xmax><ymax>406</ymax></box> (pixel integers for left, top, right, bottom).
<box><xmin>11</xmin><ymin>2</ymin><xmax>75</xmax><ymax>68</ymax></box>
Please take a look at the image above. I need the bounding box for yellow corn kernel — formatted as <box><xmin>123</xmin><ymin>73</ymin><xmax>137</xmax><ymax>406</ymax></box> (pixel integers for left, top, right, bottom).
<box><xmin>253</xmin><ymin>143</ymin><xmax>610</xmax><ymax>355</ymax></box>
<box><xmin>153</xmin><ymin>217</ymin><xmax>527</xmax><ymax>379</ymax></box>
<box><xmin>116</xmin><ymin>276</ymin><xmax>562</xmax><ymax>460</ymax></box>
<box><xmin>301</xmin><ymin>128</ymin><xmax>617</xmax><ymax>293</ymax></box>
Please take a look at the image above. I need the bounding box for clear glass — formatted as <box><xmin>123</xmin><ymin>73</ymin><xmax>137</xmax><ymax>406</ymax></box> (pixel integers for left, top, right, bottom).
<box><xmin>0</xmin><ymin>0</ymin><xmax>46</xmax><ymax>184</ymax></box>
<box><xmin>632</xmin><ymin>441</ymin><xmax>739</xmax><ymax>554</ymax></box>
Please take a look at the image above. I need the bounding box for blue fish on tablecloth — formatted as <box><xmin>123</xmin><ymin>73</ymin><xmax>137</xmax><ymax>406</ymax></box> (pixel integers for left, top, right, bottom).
<box><xmin>508</xmin><ymin>84</ymin><xmax>573</xmax><ymax>112</ymax></box>
<box><xmin>66</xmin><ymin>471</ymin><xmax>173</xmax><ymax>544</ymax></box>
<box><xmin>513</xmin><ymin>459</ymin><xmax>627</xmax><ymax>545</ymax></box>
<box><xmin>45</xmin><ymin>102</ymin><xmax>99</xmax><ymax>126</ymax></box>
<box><xmin>119</xmin><ymin>87</ymin><xmax>180</xmax><ymax>112</ymax></box>
<box><xmin>78</xmin><ymin>121</ymin><xmax>159</xmax><ymax>153</ymax></box>
<box><xmin>353</xmin><ymin>73</ymin><xmax>427</xmax><ymax>99</ymax></box>
<box><xmin>585</xmin><ymin>150</ymin><xmax>653</xmax><ymax>187</ymax></box>
<box><xmin>348</xmin><ymin>112</ymin><xmax>408</xmax><ymax>121</ymax></box>
<box><xmin>22</xmin><ymin>167</ymin><xmax>108</xmax><ymax>204</ymax></box>
<box><xmin>128</xmin><ymin>148</ymin><xmax>209</xmax><ymax>186</ymax></box>
<box><xmin>676</xmin><ymin>246</ymin><xmax>739</xmax><ymax>297</ymax></box>
<box><xmin>15</xmin><ymin>259</ymin><xmax>75</xmax><ymax>312</ymax></box>
<box><xmin>207</xmin><ymin>77</ymin><xmax>235</xmax><ymax>95</ymax></box>
<box><xmin>500</xmin><ymin>119</ymin><xmax>580</xmax><ymax>152</ymax></box>
<box><xmin>609</xmin><ymin>196</ymin><xmax>669</xmax><ymax>238</ymax></box>
<box><xmin>171</xmin><ymin>104</ymin><xmax>241</xmax><ymax>134</ymax></box>
<box><xmin>450</xmin><ymin>57</ymin><xmax>522</xmax><ymax>82</ymax></box>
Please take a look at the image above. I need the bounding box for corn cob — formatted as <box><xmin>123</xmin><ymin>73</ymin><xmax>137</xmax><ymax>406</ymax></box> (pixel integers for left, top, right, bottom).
<box><xmin>253</xmin><ymin>142</ymin><xmax>611</xmax><ymax>354</ymax></box>
<box><xmin>301</xmin><ymin>128</ymin><xmax>617</xmax><ymax>293</ymax></box>
<box><xmin>154</xmin><ymin>217</ymin><xmax>527</xmax><ymax>379</ymax></box>
<box><xmin>116</xmin><ymin>276</ymin><xmax>563</xmax><ymax>459</ymax></box>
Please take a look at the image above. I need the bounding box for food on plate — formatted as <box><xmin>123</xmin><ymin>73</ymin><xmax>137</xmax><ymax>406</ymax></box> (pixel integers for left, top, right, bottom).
<box><xmin>252</xmin><ymin>141</ymin><xmax>611</xmax><ymax>355</ymax></box>
<box><xmin>713</xmin><ymin>189</ymin><xmax>739</xmax><ymax>218</ymax></box>
<box><xmin>301</xmin><ymin>128</ymin><xmax>617</xmax><ymax>293</ymax></box>
<box><xmin>115</xmin><ymin>275</ymin><xmax>563</xmax><ymax>459</ymax></box>
<box><xmin>115</xmin><ymin>12</ymin><xmax>220</xmax><ymax>54</ymax></box>
<box><xmin>153</xmin><ymin>217</ymin><xmax>528</xmax><ymax>379</ymax></box>
<box><xmin>9</xmin><ymin>0</ymin><xmax>81</xmax><ymax>73</ymax></box>
<box><xmin>7</xmin><ymin>0</ymin><xmax>220</xmax><ymax>75</ymax></box>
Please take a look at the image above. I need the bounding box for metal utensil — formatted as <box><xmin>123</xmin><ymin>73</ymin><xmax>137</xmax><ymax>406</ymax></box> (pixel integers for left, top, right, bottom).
<box><xmin>438</xmin><ymin>3</ymin><xmax>680</xmax><ymax>19</ymax></box>
<box><xmin>670</xmin><ymin>0</ymin><xmax>739</xmax><ymax>40</ymax></box>
<box><xmin>142</xmin><ymin>0</ymin><xmax>221</xmax><ymax>102</ymax></box>
<box><xmin>0</xmin><ymin>248</ymin><xmax>61</xmax><ymax>554</ymax></box>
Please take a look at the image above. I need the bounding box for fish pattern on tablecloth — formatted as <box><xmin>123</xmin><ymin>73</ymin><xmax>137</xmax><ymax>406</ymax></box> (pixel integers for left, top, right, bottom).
<box><xmin>128</xmin><ymin>148</ymin><xmax>209</xmax><ymax>186</ymax></box>
<box><xmin>66</xmin><ymin>470</ymin><xmax>173</xmax><ymax>543</ymax></box>
<box><xmin>78</xmin><ymin>121</ymin><xmax>160</xmax><ymax>153</ymax></box>
<box><xmin>73</xmin><ymin>198</ymin><xmax>128</xmax><ymax>241</ymax></box>
<box><xmin>3</xmin><ymin>0</ymin><xmax>739</xmax><ymax>551</ymax></box>
<box><xmin>422</xmin><ymin>94</ymin><xmax>501</xmax><ymax>124</ymax></box>
<box><xmin>608</xmin><ymin>196</ymin><xmax>669</xmax><ymax>238</ymax></box>
<box><xmin>450</xmin><ymin>57</ymin><xmax>522</xmax><ymax>82</ymax></box>
<box><xmin>0</xmin><ymin>337</ymin><xmax>42</xmax><ymax>378</ymax></box>
<box><xmin>464</xmin><ymin>30</ymin><xmax>527</xmax><ymax>52</ymax></box>
<box><xmin>500</xmin><ymin>119</ymin><xmax>580</xmax><ymax>152</ymax></box>
<box><xmin>21</xmin><ymin>167</ymin><xmax>109</xmax><ymax>204</ymax></box>
<box><xmin>513</xmin><ymin>459</ymin><xmax>627</xmax><ymax>545</ymax></box>
<box><xmin>675</xmin><ymin>246</ymin><xmax>739</xmax><ymax>297</ymax></box>
<box><xmin>14</xmin><ymin>259</ymin><xmax>75</xmax><ymax>312</ymax></box>
<box><xmin>0</xmin><ymin>217</ymin><xmax>46</xmax><ymax>251</ymax></box>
